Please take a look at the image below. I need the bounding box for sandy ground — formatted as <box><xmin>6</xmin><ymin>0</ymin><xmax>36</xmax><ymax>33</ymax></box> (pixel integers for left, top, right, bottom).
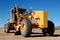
<box><xmin>0</xmin><ymin>28</ymin><xmax>60</xmax><ymax>40</ymax></box>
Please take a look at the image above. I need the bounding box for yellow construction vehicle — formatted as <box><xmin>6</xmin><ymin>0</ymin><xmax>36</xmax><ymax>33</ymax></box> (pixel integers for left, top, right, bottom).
<box><xmin>4</xmin><ymin>5</ymin><xmax>55</xmax><ymax>37</ymax></box>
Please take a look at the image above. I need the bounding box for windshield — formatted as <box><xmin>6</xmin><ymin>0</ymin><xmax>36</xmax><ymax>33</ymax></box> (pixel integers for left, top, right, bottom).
<box><xmin>18</xmin><ymin>9</ymin><xmax>26</xmax><ymax>15</ymax></box>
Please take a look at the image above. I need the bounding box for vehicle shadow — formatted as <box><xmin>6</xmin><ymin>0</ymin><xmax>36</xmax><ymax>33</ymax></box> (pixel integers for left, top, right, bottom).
<box><xmin>30</xmin><ymin>32</ymin><xmax>60</xmax><ymax>37</ymax></box>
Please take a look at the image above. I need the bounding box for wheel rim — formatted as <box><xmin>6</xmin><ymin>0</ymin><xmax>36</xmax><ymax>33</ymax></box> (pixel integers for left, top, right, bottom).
<box><xmin>22</xmin><ymin>23</ymin><xmax>26</xmax><ymax>32</ymax></box>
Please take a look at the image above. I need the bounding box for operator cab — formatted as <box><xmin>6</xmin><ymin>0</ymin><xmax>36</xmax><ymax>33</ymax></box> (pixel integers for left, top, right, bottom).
<box><xmin>11</xmin><ymin>7</ymin><xmax>26</xmax><ymax>15</ymax></box>
<box><xmin>11</xmin><ymin>7</ymin><xmax>26</xmax><ymax>22</ymax></box>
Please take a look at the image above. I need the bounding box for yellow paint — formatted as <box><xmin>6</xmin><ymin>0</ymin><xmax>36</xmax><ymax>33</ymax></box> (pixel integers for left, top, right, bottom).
<box><xmin>32</xmin><ymin>10</ymin><xmax>48</xmax><ymax>29</ymax></box>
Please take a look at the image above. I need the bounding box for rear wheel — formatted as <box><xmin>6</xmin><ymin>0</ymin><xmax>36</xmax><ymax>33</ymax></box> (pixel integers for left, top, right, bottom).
<box><xmin>42</xmin><ymin>28</ymin><xmax>47</xmax><ymax>36</ymax></box>
<box><xmin>42</xmin><ymin>20</ymin><xmax>55</xmax><ymax>36</ymax></box>
<box><xmin>20</xmin><ymin>18</ymin><xmax>32</xmax><ymax>37</ymax></box>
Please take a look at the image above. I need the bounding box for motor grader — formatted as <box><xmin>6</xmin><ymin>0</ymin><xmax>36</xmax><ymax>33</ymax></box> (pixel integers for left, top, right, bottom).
<box><xmin>4</xmin><ymin>5</ymin><xmax>55</xmax><ymax>37</ymax></box>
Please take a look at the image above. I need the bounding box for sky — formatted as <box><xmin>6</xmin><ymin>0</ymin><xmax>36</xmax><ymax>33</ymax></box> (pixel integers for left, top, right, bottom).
<box><xmin>0</xmin><ymin>0</ymin><xmax>60</xmax><ymax>27</ymax></box>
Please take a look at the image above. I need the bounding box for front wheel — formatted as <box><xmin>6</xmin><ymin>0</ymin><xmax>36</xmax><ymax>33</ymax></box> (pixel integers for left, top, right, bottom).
<box><xmin>4</xmin><ymin>24</ymin><xmax>10</xmax><ymax>33</ymax></box>
<box><xmin>20</xmin><ymin>18</ymin><xmax>32</xmax><ymax>37</ymax></box>
<box><xmin>42</xmin><ymin>20</ymin><xmax>55</xmax><ymax>36</ymax></box>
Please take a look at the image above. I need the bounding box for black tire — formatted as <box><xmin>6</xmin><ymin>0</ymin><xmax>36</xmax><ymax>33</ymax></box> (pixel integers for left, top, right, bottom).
<box><xmin>4</xmin><ymin>24</ymin><xmax>10</xmax><ymax>33</ymax></box>
<box><xmin>42</xmin><ymin>20</ymin><xmax>55</xmax><ymax>36</ymax></box>
<box><xmin>20</xmin><ymin>18</ymin><xmax>32</xmax><ymax>37</ymax></box>
<box><xmin>42</xmin><ymin>28</ymin><xmax>47</xmax><ymax>36</ymax></box>
<box><xmin>46</xmin><ymin>20</ymin><xmax>55</xmax><ymax>35</ymax></box>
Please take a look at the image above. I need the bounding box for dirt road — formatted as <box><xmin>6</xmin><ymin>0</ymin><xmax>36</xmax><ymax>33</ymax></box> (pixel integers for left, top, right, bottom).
<box><xmin>0</xmin><ymin>28</ymin><xmax>60</xmax><ymax>40</ymax></box>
